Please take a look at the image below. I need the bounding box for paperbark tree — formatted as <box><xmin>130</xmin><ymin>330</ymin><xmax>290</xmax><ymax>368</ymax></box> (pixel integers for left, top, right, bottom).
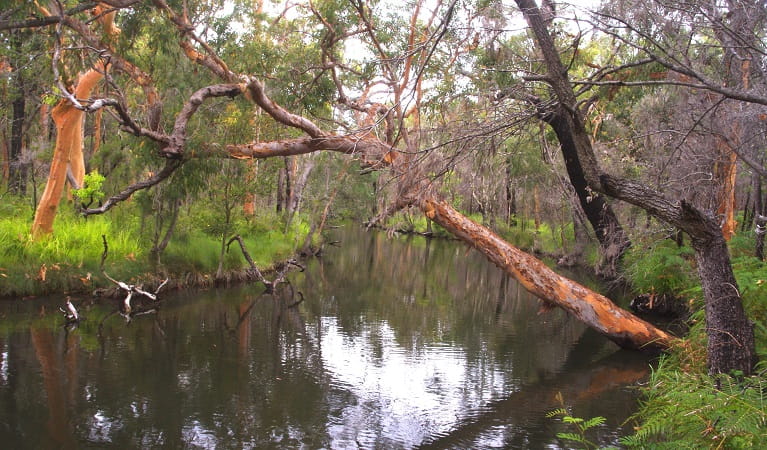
<box><xmin>515</xmin><ymin>0</ymin><xmax>755</xmax><ymax>375</ymax></box>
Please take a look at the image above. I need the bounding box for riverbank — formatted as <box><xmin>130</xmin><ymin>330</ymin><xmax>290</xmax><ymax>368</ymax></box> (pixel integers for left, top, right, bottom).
<box><xmin>0</xmin><ymin>202</ymin><xmax>315</xmax><ymax>299</ymax></box>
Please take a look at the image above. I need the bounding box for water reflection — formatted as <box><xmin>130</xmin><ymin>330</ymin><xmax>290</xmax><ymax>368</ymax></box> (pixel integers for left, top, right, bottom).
<box><xmin>0</xmin><ymin>227</ymin><xmax>648</xmax><ymax>448</ymax></box>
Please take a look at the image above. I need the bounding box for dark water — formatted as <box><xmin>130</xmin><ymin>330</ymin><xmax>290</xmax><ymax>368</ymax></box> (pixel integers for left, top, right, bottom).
<box><xmin>0</xmin><ymin>227</ymin><xmax>649</xmax><ymax>448</ymax></box>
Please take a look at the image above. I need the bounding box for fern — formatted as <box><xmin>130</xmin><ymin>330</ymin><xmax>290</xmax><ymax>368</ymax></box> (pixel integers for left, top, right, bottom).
<box><xmin>621</xmin><ymin>359</ymin><xmax>767</xmax><ymax>448</ymax></box>
<box><xmin>547</xmin><ymin>398</ymin><xmax>610</xmax><ymax>449</ymax></box>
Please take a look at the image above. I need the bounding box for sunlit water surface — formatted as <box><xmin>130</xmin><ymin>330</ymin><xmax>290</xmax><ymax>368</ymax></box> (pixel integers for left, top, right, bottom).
<box><xmin>0</xmin><ymin>227</ymin><xmax>649</xmax><ymax>448</ymax></box>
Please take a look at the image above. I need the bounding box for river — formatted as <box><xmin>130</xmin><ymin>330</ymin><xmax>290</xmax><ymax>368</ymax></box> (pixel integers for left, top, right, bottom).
<box><xmin>0</xmin><ymin>226</ymin><xmax>649</xmax><ymax>448</ymax></box>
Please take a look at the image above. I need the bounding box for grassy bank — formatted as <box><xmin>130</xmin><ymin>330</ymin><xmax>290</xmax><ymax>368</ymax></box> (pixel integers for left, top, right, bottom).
<box><xmin>0</xmin><ymin>200</ymin><xmax>312</xmax><ymax>298</ymax></box>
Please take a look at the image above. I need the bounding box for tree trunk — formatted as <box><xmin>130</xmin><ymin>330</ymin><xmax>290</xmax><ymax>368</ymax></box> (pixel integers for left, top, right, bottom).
<box><xmin>601</xmin><ymin>175</ymin><xmax>757</xmax><ymax>374</ymax></box>
<box><xmin>741</xmin><ymin>188</ymin><xmax>751</xmax><ymax>233</ymax></box>
<box><xmin>516</xmin><ymin>0</ymin><xmax>756</xmax><ymax>374</ymax></box>
<box><xmin>545</xmin><ymin>110</ymin><xmax>630</xmax><ymax>265</ymax></box>
<box><xmin>420</xmin><ymin>197</ymin><xmax>676</xmax><ymax>351</ymax></box>
<box><xmin>756</xmin><ymin>214</ymin><xmax>767</xmax><ymax>261</ymax></box>
<box><xmin>32</xmin><ymin>66</ymin><xmax>104</xmax><ymax>236</ymax></box>
<box><xmin>754</xmin><ymin>168</ymin><xmax>764</xmax><ymax>259</ymax></box>
<box><xmin>243</xmin><ymin>160</ymin><xmax>258</xmax><ymax>216</ymax></box>
<box><xmin>695</xmin><ymin>233</ymin><xmax>756</xmax><ymax>374</ymax></box>
<box><xmin>92</xmin><ymin>99</ymin><xmax>103</xmax><ymax>155</ymax></box>
<box><xmin>532</xmin><ymin>184</ymin><xmax>541</xmax><ymax>230</ymax></box>
<box><xmin>275</xmin><ymin>165</ymin><xmax>284</xmax><ymax>213</ymax></box>
<box><xmin>715</xmin><ymin>135</ymin><xmax>738</xmax><ymax>241</ymax></box>
<box><xmin>754</xmin><ymin>170</ymin><xmax>763</xmax><ymax>217</ymax></box>
<box><xmin>286</xmin><ymin>154</ymin><xmax>316</xmax><ymax>226</ymax></box>
<box><xmin>505</xmin><ymin>159</ymin><xmax>515</xmax><ymax>225</ymax></box>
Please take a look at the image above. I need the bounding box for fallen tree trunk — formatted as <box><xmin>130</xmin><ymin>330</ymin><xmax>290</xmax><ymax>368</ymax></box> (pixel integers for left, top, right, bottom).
<box><xmin>420</xmin><ymin>197</ymin><xmax>677</xmax><ymax>351</ymax></box>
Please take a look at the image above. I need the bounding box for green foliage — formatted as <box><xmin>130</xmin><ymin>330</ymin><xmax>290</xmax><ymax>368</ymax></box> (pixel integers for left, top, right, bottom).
<box><xmin>547</xmin><ymin>403</ymin><xmax>612</xmax><ymax>449</ymax></box>
<box><xmin>0</xmin><ymin>191</ymin><xmax>312</xmax><ymax>296</ymax></box>
<box><xmin>0</xmin><ymin>202</ymin><xmax>143</xmax><ymax>297</ymax></box>
<box><xmin>623</xmin><ymin>232</ymin><xmax>767</xmax><ymax>448</ymax></box>
<box><xmin>624</xmin><ymin>239</ymin><xmax>697</xmax><ymax>296</ymax></box>
<box><xmin>73</xmin><ymin>170</ymin><xmax>106</xmax><ymax>207</ymax></box>
<box><xmin>621</xmin><ymin>359</ymin><xmax>767</xmax><ymax>449</ymax></box>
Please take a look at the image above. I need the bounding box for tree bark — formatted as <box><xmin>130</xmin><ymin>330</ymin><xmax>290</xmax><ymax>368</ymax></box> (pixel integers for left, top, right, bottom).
<box><xmin>421</xmin><ymin>197</ymin><xmax>676</xmax><ymax>351</ymax></box>
<box><xmin>32</xmin><ymin>66</ymin><xmax>104</xmax><ymax>236</ymax></box>
<box><xmin>516</xmin><ymin>0</ymin><xmax>756</xmax><ymax>374</ymax></box>
<box><xmin>545</xmin><ymin>111</ymin><xmax>630</xmax><ymax>262</ymax></box>
<box><xmin>715</xmin><ymin>134</ymin><xmax>738</xmax><ymax>241</ymax></box>
<box><xmin>286</xmin><ymin>154</ymin><xmax>316</xmax><ymax>227</ymax></box>
<box><xmin>600</xmin><ymin>175</ymin><xmax>756</xmax><ymax>374</ymax></box>
<box><xmin>695</xmin><ymin>232</ymin><xmax>756</xmax><ymax>373</ymax></box>
<box><xmin>756</xmin><ymin>214</ymin><xmax>767</xmax><ymax>261</ymax></box>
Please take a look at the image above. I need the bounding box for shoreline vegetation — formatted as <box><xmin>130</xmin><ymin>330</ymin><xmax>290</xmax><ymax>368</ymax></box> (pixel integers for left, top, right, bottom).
<box><xmin>1</xmin><ymin>203</ymin><xmax>602</xmax><ymax>300</ymax></box>
<box><xmin>0</xmin><ymin>200</ymin><xmax>315</xmax><ymax>299</ymax></box>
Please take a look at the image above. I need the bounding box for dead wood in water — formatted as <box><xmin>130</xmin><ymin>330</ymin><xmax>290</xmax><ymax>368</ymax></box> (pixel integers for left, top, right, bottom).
<box><xmin>227</xmin><ymin>234</ymin><xmax>305</xmax><ymax>292</ymax></box>
<box><xmin>420</xmin><ymin>198</ymin><xmax>677</xmax><ymax>351</ymax></box>
<box><xmin>100</xmin><ymin>235</ymin><xmax>168</xmax><ymax>321</ymax></box>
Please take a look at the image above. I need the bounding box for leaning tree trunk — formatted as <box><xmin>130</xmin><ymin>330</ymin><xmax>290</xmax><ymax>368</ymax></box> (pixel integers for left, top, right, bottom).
<box><xmin>545</xmin><ymin>111</ymin><xmax>631</xmax><ymax>267</ymax></box>
<box><xmin>31</xmin><ymin>66</ymin><xmax>104</xmax><ymax>236</ymax></box>
<box><xmin>516</xmin><ymin>0</ymin><xmax>756</xmax><ymax>375</ymax></box>
<box><xmin>420</xmin><ymin>197</ymin><xmax>676</xmax><ymax>351</ymax></box>
<box><xmin>694</xmin><ymin>231</ymin><xmax>756</xmax><ymax>373</ymax></box>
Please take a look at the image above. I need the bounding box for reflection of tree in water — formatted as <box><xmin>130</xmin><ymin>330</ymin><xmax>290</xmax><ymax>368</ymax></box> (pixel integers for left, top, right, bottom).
<box><xmin>305</xmin><ymin>227</ymin><xmax>589</xmax><ymax>382</ymax></box>
<box><xmin>418</xmin><ymin>352</ymin><xmax>649</xmax><ymax>449</ymax></box>
<box><xmin>0</xmin><ymin>228</ymin><xmax>645</xmax><ymax>448</ymax></box>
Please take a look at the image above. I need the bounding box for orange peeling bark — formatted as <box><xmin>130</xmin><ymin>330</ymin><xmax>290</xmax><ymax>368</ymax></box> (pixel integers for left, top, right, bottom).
<box><xmin>32</xmin><ymin>65</ymin><xmax>104</xmax><ymax>236</ymax></box>
<box><xmin>421</xmin><ymin>197</ymin><xmax>677</xmax><ymax>351</ymax></box>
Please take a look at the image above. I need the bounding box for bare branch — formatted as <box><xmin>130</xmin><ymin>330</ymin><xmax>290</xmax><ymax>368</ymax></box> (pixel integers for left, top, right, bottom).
<box><xmin>84</xmin><ymin>160</ymin><xmax>184</xmax><ymax>215</ymax></box>
<box><xmin>163</xmin><ymin>84</ymin><xmax>244</xmax><ymax>156</ymax></box>
<box><xmin>0</xmin><ymin>3</ymin><xmax>99</xmax><ymax>31</ymax></box>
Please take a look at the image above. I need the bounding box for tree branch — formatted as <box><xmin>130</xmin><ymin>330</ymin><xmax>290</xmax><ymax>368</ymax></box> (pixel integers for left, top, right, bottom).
<box><xmin>83</xmin><ymin>159</ymin><xmax>183</xmax><ymax>215</ymax></box>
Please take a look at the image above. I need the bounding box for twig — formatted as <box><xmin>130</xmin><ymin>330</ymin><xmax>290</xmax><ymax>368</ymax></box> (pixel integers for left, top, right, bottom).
<box><xmin>226</xmin><ymin>235</ymin><xmax>271</xmax><ymax>289</ymax></box>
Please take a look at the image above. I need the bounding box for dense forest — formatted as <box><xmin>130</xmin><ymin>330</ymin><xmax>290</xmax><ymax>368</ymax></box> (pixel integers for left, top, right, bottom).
<box><xmin>2</xmin><ymin>0</ymin><xmax>767</xmax><ymax>446</ymax></box>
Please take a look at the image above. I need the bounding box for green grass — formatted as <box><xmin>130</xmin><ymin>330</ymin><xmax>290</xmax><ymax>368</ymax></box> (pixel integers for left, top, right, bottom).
<box><xmin>0</xmin><ymin>199</ymin><xmax>311</xmax><ymax>297</ymax></box>
<box><xmin>0</xmin><ymin>203</ymin><xmax>144</xmax><ymax>296</ymax></box>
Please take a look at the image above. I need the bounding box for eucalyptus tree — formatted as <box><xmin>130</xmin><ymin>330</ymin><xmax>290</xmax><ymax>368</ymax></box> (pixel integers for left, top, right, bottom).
<box><xmin>2</xmin><ymin>1</ymin><xmax>679</xmax><ymax>362</ymax></box>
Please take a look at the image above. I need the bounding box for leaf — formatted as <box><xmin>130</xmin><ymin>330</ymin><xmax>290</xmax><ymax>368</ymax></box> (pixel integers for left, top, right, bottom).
<box><xmin>556</xmin><ymin>432</ymin><xmax>585</xmax><ymax>443</ymax></box>
<box><xmin>583</xmin><ymin>416</ymin><xmax>606</xmax><ymax>430</ymax></box>
<box><xmin>563</xmin><ymin>416</ymin><xmax>585</xmax><ymax>424</ymax></box>
<box><xmin>546</xmin><ymin>408</ymin><xmax>569</xmax><ymax>418</ymax></box>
